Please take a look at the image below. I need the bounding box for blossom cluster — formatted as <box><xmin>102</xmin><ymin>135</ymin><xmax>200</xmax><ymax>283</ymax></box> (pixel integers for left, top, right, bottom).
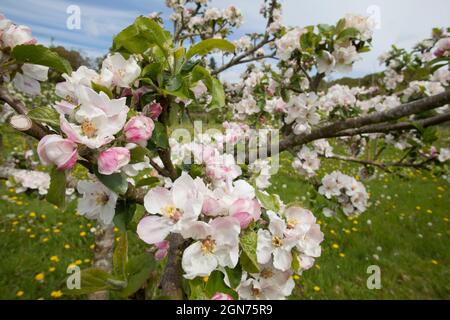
<box><xmin>319</xmin><ymin>171</ymin><xmax>369</xmax><ymax>216</ymax></box>
<box><xmin>136</xmin><ymin>172</ymin><xmax>323</xmax><ymax>299</ymax></box>
<box><xmin>0</xmin><ymin>13</ymin><xmax>48</xmax><ymax>96</ymax></box>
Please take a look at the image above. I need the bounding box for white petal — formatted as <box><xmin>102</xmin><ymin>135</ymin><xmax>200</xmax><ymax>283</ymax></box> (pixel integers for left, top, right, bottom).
<box><xmin>144</xmin><ymin>187</ymin><xmax>172</xmax><ymax>214</ymax></box>
<box><xmin>136</xmin><ymin>215</ymin><xmax>172</xmax><ymax>244</ymax></box>
<box><xmin>256</xmin><ymin>229</ymin><xmax>273</xmax><ymax>265</ymax></box>
<box><xmin>273</xmin><ymin>248</ymin><xmax>292</xmax><ymax>271</ymax></box>
<box><xmin>182</xmin><ymin>242</ymin><xmax>218</xmax><ymax>279</ymax></box>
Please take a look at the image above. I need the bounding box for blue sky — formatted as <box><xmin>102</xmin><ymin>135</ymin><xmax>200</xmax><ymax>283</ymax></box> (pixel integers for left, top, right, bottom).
<box><xmin>2</xmin><ymin>0</ymin><xmax>450</xmax><ymax>81</ymax></box>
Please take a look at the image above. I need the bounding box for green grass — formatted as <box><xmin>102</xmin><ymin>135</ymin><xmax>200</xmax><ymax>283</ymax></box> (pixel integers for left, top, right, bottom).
<box><xmin>0</xmin><ymin>127</ymin><xmax>449</xmax><ymax>300</ymax></box>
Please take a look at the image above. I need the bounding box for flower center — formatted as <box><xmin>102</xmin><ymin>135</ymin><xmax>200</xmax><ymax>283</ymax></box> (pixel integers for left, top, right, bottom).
<box><xmin>287</xmin><ymin>218</ymin><xmax>298</xmax><ymax>229</ymax></box>
<box><xmin>162</xmin><ymin>205</ymin><xmax>182</xmax><ymax>222</ymax></box>
<box><xmin>201</xmin><ymin>238</ymin><xmax>216</xmax><ymax>254</ymax></box>
<box><xmin>95</xmin><ymin>192</ymin><xmax>109</xmax><ymax>205</ymax></box>
<box><xmin>81</xmin><ymin>120</ymin><xmax>97</xmax><ymax>138</ymax></box>
<box><xmin>260</xmin><ymin>268</ymin><xmax>274</xmax><ymax>279</ymax></box>
<box><xmin>251</xmin><ymin>287</ymin><xmax>261</xmax><ymax>297</ymax></box>
<box><xmin>272</xmin><ymin>236</ymin><xmax>283</xmax><ymax>247</ymax></box>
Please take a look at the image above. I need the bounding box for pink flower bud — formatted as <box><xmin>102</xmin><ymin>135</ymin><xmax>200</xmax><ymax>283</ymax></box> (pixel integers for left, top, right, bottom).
<box><xmin>123</xmin><ymin>115</ymin><xmax>155</xmax><ymax>145</ymax></box>
<box><xmin>97</xmin><ymin>147</ymin><xmax>130</xmax><ymax>175</ymax></box>
<box><xmin>211</xmin><ymin>292</ymin><xmax>234</xmax><ymax>300</ymax></box>
<box><xmin>37</xmin><ymin>134</ymin><xmax>78</xmax><ymax>170</ymax></box>
<box><xmin>2</xmin><ymin>25</ymin><xmax>36</xmax><ymax>48</ymax></box>
<box><xmin>229</xmin><ymin>198</ymin><xmax>261</xmax><ymax>228</ymax></box>
<box><xmin>144</xmin><ymin>102</ymin><xmax>162</xmax><ymax>120</ymax></box>
<box><xmin>154</xmin><ymin>241</ymin><xmax>169</xmax><ymax>261</ymax></box>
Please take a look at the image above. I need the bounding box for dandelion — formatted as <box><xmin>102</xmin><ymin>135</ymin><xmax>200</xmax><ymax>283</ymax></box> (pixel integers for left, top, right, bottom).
<box><xmin>431</xmin><ymin>259</ymin><xmax>439</xmax><ymax>265</ymax></box>
<box><xmin>202</xmin><ymin>276</ymin><xmax>209</xmax><ymax>283</ymax></box>
<box><xmin>50</xmin><ymin>255</ymin><xmax>59</xmax><ymax>262</ymax></box>
<box><xmin>75</xmin><ymin>259</ymin><xmax>82</xmax><ymax>265</ymax></box>
<box><xmin>64</xmin><ymin>244</ymin><xmax>70</xmax><ymax>249</ymax></box>
<box><xmin>29</xmin><ymin>212</ymin><xmax>36</xmax><ymax>218</ymax></box>
<box><xmin>339</xmin><ymin>253</ymin><xmax>345</xmax><ymax>257</ymax></box>
<box><xmin>16</xmin><ymin>291</ymin><xmax>24</xmax><ymax>297</ymax></box>
<box><xmin>313</xmin><ymin>286</ymin><xmax>321</xmax><ymax>292</ymax></box>
<box><xmin>42</xmin><ymin>237</ymin><xmax>49</xmax><ymax>243</ymax></box>
<box><xmin>50</xmin><ymin>290</ymin><xmax>63</xmax><ymax>298</ymax></box>
<box><xmin>331</xmin><ymin>243</ymin><xmax>339</xmax><ymax>249</ymax></box>
<box><xmin>35</xmin><ymin>273</ymin><xmax>45</xmax><ymax>281</ymax></box>
<box><xmin>80</xmin><ymin>231</ymin><xmax>87</xmax><ymax>237</ymax></box>
<box><xmin>48</xmin><ymin>267</ymin><xmax>56</xmax><ymax>272</ymax></box>
<box><xmin>426</xmin><ymin>209</ymin><xmax>432</xmax><ymax>214</ymax></box>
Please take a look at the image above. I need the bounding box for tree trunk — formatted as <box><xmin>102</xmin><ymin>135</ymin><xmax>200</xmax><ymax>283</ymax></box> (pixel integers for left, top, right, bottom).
<box><xmin>159</xmin><ymin>234</ymin><xmax>186</xmax><ymax>299</ymax></box>
<box><xmin>88</xmin><ymin>225</ymin><xmax>115</xmax><ymax>300</ymax></box>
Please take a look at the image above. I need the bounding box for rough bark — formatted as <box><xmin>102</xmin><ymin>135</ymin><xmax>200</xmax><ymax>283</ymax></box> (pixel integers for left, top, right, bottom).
<box><xmin>88</xmin><ymin>225</ymin><xmax>115</xmax><ymax>300</ymax></box>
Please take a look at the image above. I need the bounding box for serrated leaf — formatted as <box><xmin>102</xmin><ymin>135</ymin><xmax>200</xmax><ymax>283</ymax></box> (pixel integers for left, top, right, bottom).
<box><xmin>256</xmin><ymin>190</ymin><xmax>280</xmax><ymax>212</ymax></box>
<box><xmin>46</xmin><ymin>166</ymin><xmax>66</xmax><ymax>208</ymax></box>
<box><xmin>94</xmin><ymin>169</ymin><xmax>128</xmax><ymax>195</ymax></box>
<box><xmin>186</xmin><ymin>39</ymin><xmax>235</xmax><ymax>60</ymax></box>
<box><xmin>135</xmin><ymin>177</ymin><xmax>160</xmax><ymax>188</ymax></box>
<box><xmin>224</xmin><ymin>265</ymin><xmax>242</xmax><ymax>289</ymax></box>
<box><xmin>64</xmin><ymin>268</ymin><xmax>125</xmax><ymax>295</ymax></box>
<box><xmin>27</xmin><ymin>106</ymin><xmax>60</xmax><ymax>128</ymax></box>
<box><xmin>205</xmin><ymin>270</ymin><xmax>238</xmax><ymax>299</ymax></box>
<box><xmin>239</xmin><ymin>230</ymin><xmax>260</xmax><ymax>274</ymax></box>
<box><xmin>113</xmin><ymin>232</ymin><xmax>128</xmax><ymax>280</ymax></box>
<box><xmin>11</xmin><ymin>44</ymin><xmax>72</xmax><ymax>74</ymax></box>
<box><xmin>119</xmin><ymin>253</ymin><xmax>156</xmax><ymax>298</ymax></box>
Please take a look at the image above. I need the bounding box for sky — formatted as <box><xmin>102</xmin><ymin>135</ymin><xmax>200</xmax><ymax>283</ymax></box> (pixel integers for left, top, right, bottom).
<box><xmin>2</xmin><ymin>0</ymin><xmax>450</xmax><ymax>81</ymax></box>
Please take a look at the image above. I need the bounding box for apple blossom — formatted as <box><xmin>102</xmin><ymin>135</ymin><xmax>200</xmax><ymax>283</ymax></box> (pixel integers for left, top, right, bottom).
<box><xmin>37</xmin><ymin>134</ymin><xmax>78</xmax><ymax>170</ymax></box>
<box><xmin>97</xmin><ymin>147</ymin><xmax>131</xmax><ymax>175</ymax></box>
<box><xmin>181</xmin><ymin>216</ymin><xmax>241</xmax><ymax>279</ymax></box>
<box><xmin>77</xmin><ymin>179</ymin><xmax>118</xmax><ymax>226</ymax></box>
<box><xmin>137</xmin><ymin>172</ymin><xmax>206</xmax><ymax>244</ymax></box>
<box><xmin>2</xmin><ymin>24</ymin><xmax>36</xmax><ymax>47</ymax></box>
<box><xmin>101</xmin><ymin>53</ymin><xmax>141</xmax><ymax>88</ymax></box>
<box><xmin>124</xmin><ymin>115</ymin><xmax>155</xmax><ymax>146</ymax></box>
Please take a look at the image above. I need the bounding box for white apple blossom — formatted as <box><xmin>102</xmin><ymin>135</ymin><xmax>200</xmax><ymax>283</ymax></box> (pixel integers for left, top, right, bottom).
<box><xmin>181</xmin><ymin>216</ymin><xmax>241</xmax><ymax>279</ymax></box>
<box><xmin>77</xmin><ymin>179</ymin><xmax>118</xmax><ymax>226</ymax></box>
<box><xmin>137</xmin><ymin>172</ymin><xmax>207</xmax><ymax>244</ymax></box>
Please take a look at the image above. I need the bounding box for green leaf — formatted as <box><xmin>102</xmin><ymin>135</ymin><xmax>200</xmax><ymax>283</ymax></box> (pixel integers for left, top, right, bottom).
<box><xmin>135</xmin><ymin>177</ymin><xmax>160</xmax><ymax>188</ymax></box>
<box><xmin>239</xmin><ymin>230</ymin><xmax>260</xmax><ymax>274</ymax></box>
<box><xmin>187</xmin><ymin>278</ymin><xmax>208</xmax><ymax>300</ymax></box>
<box><xmin>291</xmin><ymin>249</ymin><xmax>300</xmax><ymax>273</ymax></box>
<box><xmin>113</xmin><ymin>201</ymin><xmax>137</xmax><ymax>232</ymax></box>
<box><xmin>11</xmin><ymin>44</ymin><xmax>72</xmax><ymax>74</ymax></box>
<box><xmin>186</xmin><ymin>39</ymin><xmax>235</xmax><ymax>60</ymax></box>
<box><xmin>149</xmin><ymin>121</ymin><xmax>169</xmax><ymax>149</ymax></box>
<box><xmin>94</xmin><ymin>169</ymin><xmax>128</xmax><ymax>195</ymax></box>
<box><xmin>120</xmin><ymin>253</ymin><xmax>156</xmax><ymax>298</ymax></box>
<box><xmin>113</xmin><ymin>232</ymin><xmax>128</xmax><ymax>280</ymax></box>
<box><xmin>46</xmin><ymin>167</ymin><xmax>66</xmax><ymax>208</ymax></box>
<box><xmin>191</xmin><ymin>65</ymin><xmax>225</xmax><ymax>109</ymax></box>
<box><xmin>141</xmin><ymin>62</ymin><xmax>164</xmax><ymax>85</ymax></box>
<box><xmin>129</xmin><ymin>146</ymin><xmax>150</xmax><ymax>164</ymax></box>
<box><xmin>27</xmin><ymin>106</ymin><xmax>60</xmax><ymax>128</ymax></box>
<box><xmin>64</xmin><ymin>268</ymin><xmax>125</xmax><ymax>295</ymax></box>
<box><xmin>113</xmin><ymin>16</ymin><xmax>171</xmax><ymax>56</ymax></box>
<box><xmin>205</xmin><ymin>270</ymin><xmax>238</xmax><ymax>299</ymax></box>
<box><xmin>91</xmin><ymin>81</ymin><xmax>113</xmax><ymax>99</ymax></box>
<box><xmin>336</xmin><ymin>27</ymin><xmax>360</xmax><ymax>42</ymax></box>
<box><xmin>224</xmin><ymin>265</ymin><xmax>242</xmax><ymax>289</ymax></box>
<box><xmin>166</xmin><ymin>74</ymin><xmax>182</xmax><ymax>91</ymax></box>
<box><xmin>256</xmin><ymin>190</ymin><xmax>280</xmax><ymax>212</ymax></box>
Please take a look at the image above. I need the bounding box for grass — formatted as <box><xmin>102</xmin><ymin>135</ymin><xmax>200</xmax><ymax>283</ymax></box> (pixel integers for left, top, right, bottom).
<box><xmin>0</xmin><ymin>127</ymin><xmax>449</xmax><ymax>300</ymax></box>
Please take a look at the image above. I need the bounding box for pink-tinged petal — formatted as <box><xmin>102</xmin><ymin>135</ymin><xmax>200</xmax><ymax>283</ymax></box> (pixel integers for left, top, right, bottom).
<box><xmin>137</xmin><ymin>215</ymin><xmax>172</xmax><ymax>244</ymax></box>
<box><xmin>143</xmin><ymin>187</ymin><xmax>173</xmax><ymax>214</ymax></box>
<box><xmin>256</xmin><ymin>229</ymin><xmax>273</xmax><ymax>265</ymax></box>
<box><xmin>273</xmin><ymin>248</ymin><xmax>292</xmax><ymax>272</ymax></box>
<box><xmin>211</xmin><ymin>292</ymin><xmax>234</xmax><ymax>300</ymax></box>
<box><xmin>210</xmin><ymin>216</ymin><xmax>241</xmax><ymax>247</ymax></box>
<box><xmin>179</xmin><ymin>221</ymin><xmax>212</xmax><ymax>240</ymax></box>
<box><xmin>97</xmin><ymin>147</ymin><xmax>130</xmax><ymax>175</ymax></box>
<box><xmin>232</xmin><ymin>212</ymin><xmax>253</xmax><ymax>229</ymax></box>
